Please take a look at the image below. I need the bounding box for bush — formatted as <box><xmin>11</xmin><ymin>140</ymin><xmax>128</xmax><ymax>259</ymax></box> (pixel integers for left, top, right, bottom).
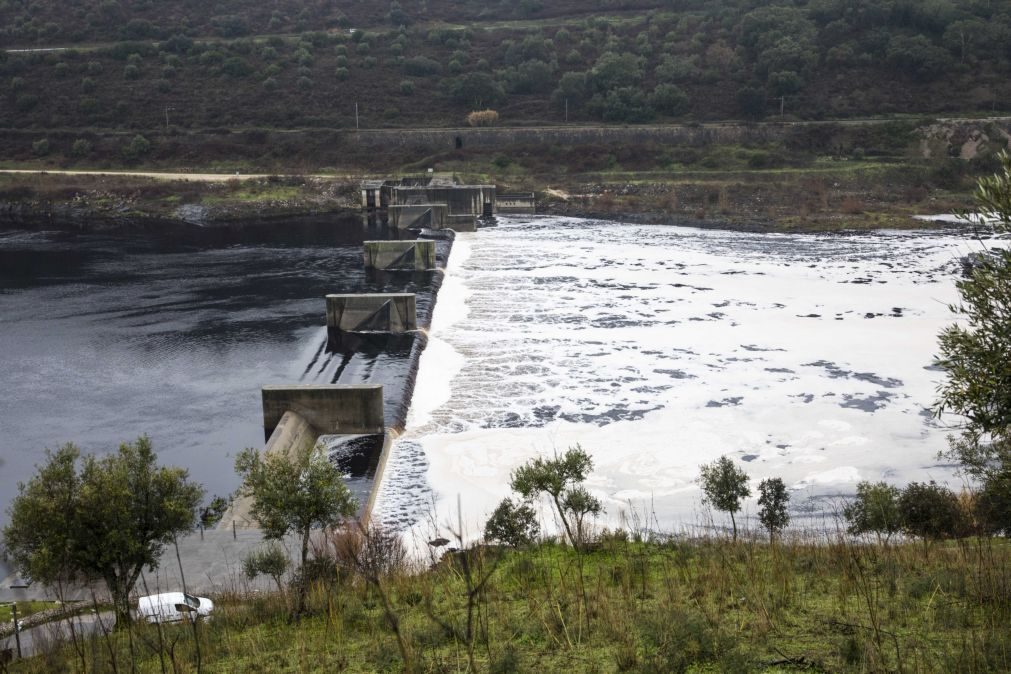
<box><xmin>32</xmin><ymin>138</ymin><xmax>50</xmax><ymax>156</ymax></box>
<box><xmin>334</xmin><ymin>67</ymin><xmax>349</xmax><ymax>80</ymax></box>
<box><xmin>263</xmin><ymin>77</ymin><xmax>278</xmax><ymax>91</ymax></box>
<box><xmin>466</xmin><ymin>109</ymin><xmax>500</xmax><ymax>127</ymax></box>
<box><xmin>403</xmin><ymin>56</ymin><xmax>442</xmax><ymax>77</ymax></box>
<box><xmin>81</xmin><ymin>77</ymin><xmax>95</xmax><ymax>92</ymax></box>
<box><xmin>124</xmin><ymin>64</ymin><xmax>140</xmax><ymax>79</ymax></box>
<box><xmin>15</xmin><ymin>94</ymin><xmax>39</xmax><ymax>112</ymax></box>
<box><xmin>363</xmin><ymin>56</ymin><xmax>377</xmax><ymax>69</ymax></box>
<box><xmin>71</xmin><ymin>139</ymin><xmax>92</xmax><ymax>157</ymax></box>
<box><xmin>221</xmin><ymin>57</ymin><xmax>252</xmax><ymax>78</ymax></box>
<box><xmin>123</xmin><ymin>134</ymin><xmax>151</xmax><ymax>160</ymax></box>
<box><xmin>399</xmin><ymin>79</ymin><xmax>414</xmax><ymax>95</ymax></box>
<box><xmin>297</xmin><ymin>76</ymin><xmax>314</xmax><ymax>91</ymax></box>
<box><xmin>844</xmin><ymin>481</ymin><xmax>901</xmax><ymax>543</ymax></box>
<box><xmin>898</xmin><ymin>481</ymin><xmax>964</xmax><ymax>542</ymax></box>
<box><xmin>485</xmin><ymin>499</ymin><xmax>540</xmax><ymax>547</ymax></box>
<box><xmin>650</xmin><ymin>83</ymin><xmax>689</xmax><ymax>116</ymax></box>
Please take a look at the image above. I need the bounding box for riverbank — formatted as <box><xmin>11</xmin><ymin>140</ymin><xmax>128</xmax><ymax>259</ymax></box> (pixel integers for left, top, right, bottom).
<box><xmin>0</xmin><ymin>166</ymin><xmax>974</xmax><ymax>235</ymax></box>
<box><xmin>7</xmin><ymin>534</ymin><xmax>1010</xmax><ymax>672</ymax></box>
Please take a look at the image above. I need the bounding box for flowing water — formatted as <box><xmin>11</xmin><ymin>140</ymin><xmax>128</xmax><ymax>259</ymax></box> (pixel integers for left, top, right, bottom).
<box><xmin>374</xmin><ymin>216</ymin><xmax>992</xmax><ymax>541</ymax></box>
<box><xmin>0</xmin><ymin>219</ymin><xmax>446</xmax><ymax>528</ymax></box>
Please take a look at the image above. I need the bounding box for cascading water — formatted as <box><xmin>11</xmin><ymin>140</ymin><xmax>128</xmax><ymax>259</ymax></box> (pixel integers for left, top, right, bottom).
<box><xmin>374</xmin><ymin>215</ymin><xmax>987</xmax><ymax>540</ymax></box>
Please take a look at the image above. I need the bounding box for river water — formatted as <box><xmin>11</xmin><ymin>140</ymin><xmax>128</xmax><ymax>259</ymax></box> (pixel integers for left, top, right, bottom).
<box><xmin>374</xmin><ymin>216</ymin><xmax>990</xmax><ymax>541</ymax></box>
<box><xmin>0</xmin><ymin>219</ymin><xmax>445</xmax><ymax>526</ymax></box>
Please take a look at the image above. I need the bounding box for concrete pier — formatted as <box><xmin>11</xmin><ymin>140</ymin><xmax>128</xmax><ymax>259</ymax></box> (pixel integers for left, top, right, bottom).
<box><xmin>389</xmin><ymin>203</ymin><xmax>448</xmax><ymax>230</ymax></box>
<box><xmin>364</xmin><ymin>240</ymin><xmax>436</xmax><ymax>271</ymax></box>
<box><xmin>325</xmin><ymin>293</ymin><xmax>417</xmax><ymax>334</ymax></box>
<box><xmin>262</xmin><ymin>384</ymin><xmax>385</xmax><ymax>439</ymax></box>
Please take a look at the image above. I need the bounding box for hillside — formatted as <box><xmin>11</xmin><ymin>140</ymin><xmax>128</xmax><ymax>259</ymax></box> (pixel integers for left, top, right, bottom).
<box><xmin>1</xmin><ymin>0</ymin><xmax>1009</xmax><ymax>165</ymax></box>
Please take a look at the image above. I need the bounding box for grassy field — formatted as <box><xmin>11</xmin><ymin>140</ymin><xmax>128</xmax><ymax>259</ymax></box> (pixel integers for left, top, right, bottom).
<box><xmin>0</xmin><ymin>602</ymin><xmax>61</xmax><ymax>625</ymax></box>
<box><xmin>10</xmin><ymin>531</ymin><xmax>1011</xmax><ymax>673</ymax></box>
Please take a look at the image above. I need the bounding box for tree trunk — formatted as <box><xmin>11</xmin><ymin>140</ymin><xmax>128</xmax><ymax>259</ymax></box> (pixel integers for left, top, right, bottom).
<box><xmin>730</xmin><ymin>511</ymin><xmax>738</xmax><ymax>541</ymax></box>
<box><xmin>295</xmin><ymin>528</ymin><xmax>311</xmax><ymax>617</ymax></box>
<box><xmin>551</xmin><ymin>495</ymin><xmax>578</xmax><ymax>551</ymax></box>
<box><xmin>107</xmin><ymin>574</ymin><xmax>133</xmax><ymax>628</ymax></box>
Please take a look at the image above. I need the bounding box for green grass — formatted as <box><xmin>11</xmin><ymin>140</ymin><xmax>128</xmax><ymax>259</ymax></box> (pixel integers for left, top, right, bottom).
<box><xmin>11</xmin><ymin>534</ymin><xmax>1011</xmax><ymax>672</ymax></box>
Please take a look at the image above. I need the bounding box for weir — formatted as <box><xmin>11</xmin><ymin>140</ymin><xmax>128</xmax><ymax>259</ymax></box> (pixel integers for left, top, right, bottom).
<box><xmin>363</xmin><ymin>240</ymin><xmax>437</xmax><ymax>271</ymax></box>
<box><xmin>325</xmin><ymin>293</ymin><xmax>417</xmax><ymax>334</ymax></box>
<box><xmin>262</xmin><ymin>384</ymin><xmax>385</xmax><ymax>439</ymax></box>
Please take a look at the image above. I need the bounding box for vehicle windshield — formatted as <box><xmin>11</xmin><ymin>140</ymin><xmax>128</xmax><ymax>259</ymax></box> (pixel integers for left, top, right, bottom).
<box><xmin>182</xmin><ymin>594</ymin><xmax>201</xmax><ymax>609</ymax></box>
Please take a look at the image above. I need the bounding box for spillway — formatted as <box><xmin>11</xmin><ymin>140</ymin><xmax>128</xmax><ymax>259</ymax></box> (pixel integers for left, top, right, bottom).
<box><xmin>373</xmin><ymin>215</ymin><xmax>990</xmax><ymax>540</ymax></box>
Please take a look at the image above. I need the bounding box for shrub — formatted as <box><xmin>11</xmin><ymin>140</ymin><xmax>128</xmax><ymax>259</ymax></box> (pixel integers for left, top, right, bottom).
<box><xmin>844</xmin><ymin>481</ymin><xmax>901</xmax><ymax>543</ymax></box>
<box><xmin>79</xmin><ymin>97</ymin><xmax>99</xmax><ymax>114</ymax></box>
<box><xmin>15</xmin><ymin>94</ymin><xmax>39</xmax><ymax>112</ymax></box>
<box><xmin>363</xmin><ymin>56</ymin><xmax>377</xmax><ymax>69</ymax></box>
<box><xmin>403</xmin><ymin>56</ymin><xmax>442</xmax><ymax>77</ymax></box>
<box><xmin>32</xmin><ymin>138</ymin><xmax>50</xmax><ymax>156</ymax></box>
<box><xmin>399</xmin><ymin>79</ymin><xmax>414</xmax><ymax>95</ymax></box>
<box><xmin>466</xmin><ymin>109</ymin><xmax>500</xmax><ymax>127</ymax></box>
<box><xmin>650</xmin><ymin>83</ymin><xmax>689</xmax><ymax>116</ymax></box>
<box><xmin>898</xmin><ymin>481</ymin><xmax>964</xmax><ymax>542</ymax></box>
<box><xmin>221</xmin><ymin>57</ymin><xmax>252</xmax><ymax>78</ymax></box>
<box><xmin>71</xmin><ymin>139</ymin><xmax>92</xmax><ymax>157</ymax></box>
<box><xmin>335</xmin><ymin>55</ymin><xmax>348</xmax><ymax>68</ymax></box>
<box><xmin>80</xmin><ymin>77</ymin><xmax>95</xmax><ymax>92</ymax></box>
<box><xmin>485</xmin><ymin>499</ymin><xmax>540</xmax><ymax>547</ymax></box>
<box><xmin>123</xmin><ymin>134</ymin><xmax>151</xmax><ymax>160</ymax></box>
<box><xmin>335</xmin><ymin>67</ymin><xmax>349</xmax><ymax>80</ymax></box>
<box><xmin>263</xmin><ymin>77</ymin><xmax>278</xmax><ymax>91</ymax></box>
<box><xmin>297</xmin><ymin>76</ymin><xmax>314</xmax><ymax>91</ymax></box>
<box><xmin>161</xmin><ymin>65</ymin><xmax>176</xmax><ymax>79</ymax></box>
<box><xmin>123</xmin><ymin>64</ymin><xmax>140</xmax><ymax>79</ymax></box>
<box><xmin>10</xmin><ymin>76</ymin><xmax>25</xmax><ymax>92</ymax></box>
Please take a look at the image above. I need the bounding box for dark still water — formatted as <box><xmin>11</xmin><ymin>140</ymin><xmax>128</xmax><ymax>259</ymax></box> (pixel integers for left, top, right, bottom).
<box><xmin>0</xmin><ymin>218</ymin><xmax>445</xmax><ymax>524</ymax></box>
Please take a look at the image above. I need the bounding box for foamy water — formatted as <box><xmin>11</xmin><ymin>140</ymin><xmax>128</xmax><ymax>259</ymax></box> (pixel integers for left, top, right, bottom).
<box><xmin>374</xmin><ymin>216</ymin><xmax>991</xmax><ymax>542</ymax></box>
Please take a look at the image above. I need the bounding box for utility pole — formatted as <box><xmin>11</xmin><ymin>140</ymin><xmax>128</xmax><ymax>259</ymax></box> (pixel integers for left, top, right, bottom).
<box><xmin>565</xmin><ymin>98</ymin><xmax>569</xmax><ymax>123</ymax></box>
<box><xmin>164</xmin><ymin>106</ymin><xmax>174</xmax><ymax>131</ymax></box>
<box><xmin>355</xmin><ymin>102</ymin><xmax>360</xmax><ymax>130</ymax></box>
<box><xmin>780</xmin><ymin>96</ymin><xmax>785</xmax><ymax>117</ymax></box>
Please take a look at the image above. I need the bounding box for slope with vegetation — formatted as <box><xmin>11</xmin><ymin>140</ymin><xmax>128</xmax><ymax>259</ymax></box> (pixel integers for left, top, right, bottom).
<box><xmin>0</xmin><ymin>0</ymin><xmax>1009</xmax><ymax>166</ymax></box>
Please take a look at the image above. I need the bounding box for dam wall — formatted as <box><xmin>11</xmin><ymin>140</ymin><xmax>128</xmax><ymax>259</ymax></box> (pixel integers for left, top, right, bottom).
<box><xmin>326</xmin><ymin>293</ymin><xmax>417</xmax><ymax>334</ymax></box>
<box><xmin>262</xmin><ymin>384</ymin><xmax>385</xmax><ymax>439</ymax></box>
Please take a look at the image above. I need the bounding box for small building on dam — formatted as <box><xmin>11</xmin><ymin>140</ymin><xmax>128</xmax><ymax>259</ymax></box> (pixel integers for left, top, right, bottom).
<box><xmin>362</xmin><ymin>174</ymin><xmax>531</xmax><ymax>231</ymax></box>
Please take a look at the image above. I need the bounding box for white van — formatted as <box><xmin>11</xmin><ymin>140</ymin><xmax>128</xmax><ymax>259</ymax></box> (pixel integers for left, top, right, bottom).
<box><xmin>137</xmin><ymin>592</ymin><xmax>214</xmax><ymax>624</ymax></box>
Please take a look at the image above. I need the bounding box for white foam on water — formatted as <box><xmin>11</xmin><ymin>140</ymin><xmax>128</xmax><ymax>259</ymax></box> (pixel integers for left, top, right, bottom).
<box><xmin>375</xmin><ymin>216</ymin><xmax>990</xmax><ymax>543</ymax></box>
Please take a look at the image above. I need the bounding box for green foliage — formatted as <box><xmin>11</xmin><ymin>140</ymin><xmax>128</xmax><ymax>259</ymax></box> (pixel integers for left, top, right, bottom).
<box><xmin>221</xmin><ymin>56</ymin><xmax>252</xmax><ymax>78</ymax></box>
<box><xmin>736</xmin><ymin>86</ymin><xmax>766</xmax><ymax>119</ymax></box>
<box><xmin>31</xmin><ymin>138</ymin><xmax>50</xmax><ymax>156</ymax></box>
<box><xmin>2</xmin><ymin>437</ymin><xmax>203</xmax><ymax>625</ymax></box>
<box><xmin>242</xmin><ymin>543</ymin><xmax>291</xmax><ymax>593</ymax></box>
<box><xmin>122</xmin><ymin>133</ymin><xmax>151</xmax><ymax>160</ymax></box>
<box><xmin>403</xmin><ymin>55</ymin><xmax>442</xmax><ymax>77</ymax></box>
<box><xmin>757</xmin><ymin>477</ymin><xmax>790</xmax><ymax>541</ymax></box>
<box><xmin>399</xmin><ymin>79</ymin><xmax>414</xmax><ymax>95</ymax></box>
<box><xmin>234</xmin><ymin>442</ymin><xmax>357</xmax><ymax>568</ymax></box>
<box><xmin>897</xmin><ymin>481</ymin><xmax>963</xmax><ymax>542</ymax></box>
<box><xmin>510</xmin><ymin>445</ymin><xmax>602</xmax><ymax>550</ymax></box>
<box><xmin>698</xmin><ymin>456</ymin><xmax>750</xmax><ymax>539</ymax></box>
<box><xmin>590</xmin><ymin>51</ymin><xmax>644</xmax><ymax>92</ymax></box>
<box><xmin>936</xmin><ymin>152</ymin><xmax>1011</xmax><ymax>499</ymax></box>
<box><xmin>650</xmin><ymin>83</ymin><xmax>689</xmax><ymax>116</ymax></box>
<box><xmin>447</xmin><ymin>72</ymin><xmax>505</xmax><ymax>107</ymax></box>
<box><xmin>71</xmin><ymin>138</ymin><xmax>92</xmax><ymax>157</ymax></box>
<box><xmin>843</xmin><ymin>481</ymin><xmax>901</xmax><ymax>543</ymax></box>
<box><xmin>484</xmin><ymin>498</ymin><xmax>540</xmax><ymax>547</ymax></box>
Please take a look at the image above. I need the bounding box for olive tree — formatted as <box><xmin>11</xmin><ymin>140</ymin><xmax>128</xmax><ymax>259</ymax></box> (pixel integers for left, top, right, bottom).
<box><xmin>235</xmin><ymin>442</ymin><xmax>357</xmax><ymax>615</ymax></box>
<box><xmin>935</xmin><ymin>150</ymin><xmax>1011</xmax><ymax>527</ymax></box>
<box><xmin>757</xmin><ymin>477</ymin><xmax>790</xmax><ymax>542</ymax></box>
<box><xmin>484</xmin><ymin>498</ymin><xmax>539</xmax><ymax>547</ymax></box>
<box><xmin>843</xmin><ymin>481</ymin><xmax>901</xmax><ymax>544</ymax></box>
<box><xmin>897</xmin><ymin>481</ymin><xmax>964</xmax><ymax>549</ymax></box>
<box><xmin>3</xmin><ymin>437</ymin><xmax>204</xmax><ymax>626</ymax></box>
<box><xmin>698</xmin><ymin>455</ymin><xmax>750</xmax><ymax>540</ymax></box>
<box><xmin>509</xmin><ymin>445</ymin><xmax>602</xmax><ymax>551</ymax></box>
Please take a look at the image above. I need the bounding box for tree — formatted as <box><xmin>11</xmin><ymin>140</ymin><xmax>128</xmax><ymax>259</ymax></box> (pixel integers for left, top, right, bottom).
<box><xmin>510</xmin><ymin>445</ymin><xmax>602</xmax><ymax>550</ymax></box>
<box><xmin>935</xmin><ymin>151</ymin><xmax>1011</xmax><ymax>496</ymax></box>
<box><xmin>3</xmin><ymin>438</ymin><xmax>203</xmax><ymax>626</ymax></box>
<box><xmin>235</xmin><ymin>442</ymin><xmax>357</xmax><ymax>615</ymax></box>
<box><xmin>242</xmin><ymin>544</ymin><xmax>290</xmax><ymax>595</ymax></box>
<box><xmin>698</xmin><ymin>456</ymin><xmax>751</xmax><ymax>540</ymax></box>
<box><xmin>897</xmin><ymin>481</ymin><xmax>963</xmax><ymax>545</ymax></box>
<box><xmin>589</xmin><ymin>52</ymin><xmax>644</xmax><ymax>92</ymax></box>
<box><xmin>484</xmin><ymin>498</ymin><xmax>539</xmax><ymax>547</ymax></box>
<box><xmin>843</xmin><ymin>481</ymin><xmax>901</xmax><ymax>544</ymax></box>
<box><xmin>447</xmin><ymin>72</ymin><xmax>504</xmax><ymax>107</ymax></box>
<box><xmin>757</xmin><ymin>477</ymin><xmax>790</xmax><ymax>542</ymax></box>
